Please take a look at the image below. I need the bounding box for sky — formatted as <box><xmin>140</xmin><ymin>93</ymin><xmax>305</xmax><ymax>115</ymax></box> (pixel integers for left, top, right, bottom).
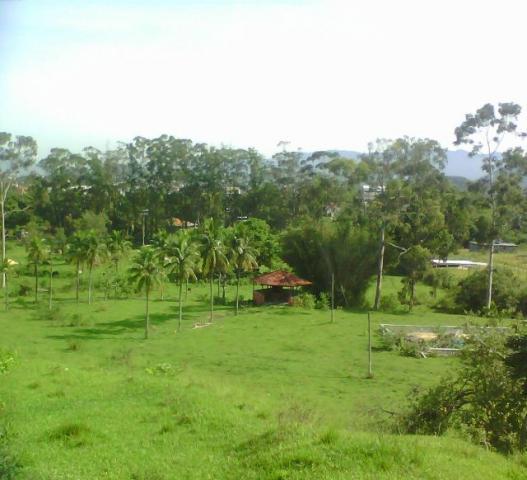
<box><xmin>1</xmin><ymin>0</ymin><xmax>527</xmax><ymax>158</ymax></box>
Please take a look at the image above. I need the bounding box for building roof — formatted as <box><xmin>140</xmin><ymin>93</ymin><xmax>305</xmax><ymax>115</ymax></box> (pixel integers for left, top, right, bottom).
<box><xmin>253</xmin><ymin>270</ymin><xmax>312</xmax><ymax>287</ymax></box>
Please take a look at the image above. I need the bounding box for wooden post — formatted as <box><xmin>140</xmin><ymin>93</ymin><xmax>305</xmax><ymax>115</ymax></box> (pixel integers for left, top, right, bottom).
<box><xmin>331</xmin><ymin>272</ymin><xmax>335</xmax><ymax>323</ymax></box>
<box><xmin>367</xmin><ymin>311</ymin><xmax>373</xmax><ymax>378</ymax></box>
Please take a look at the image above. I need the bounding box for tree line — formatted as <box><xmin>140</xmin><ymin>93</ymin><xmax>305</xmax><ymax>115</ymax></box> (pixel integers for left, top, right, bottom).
<box><xmin>1</xmin><ymin>102</ymin><xmax>527</xmax><ymax>311</ymax></box>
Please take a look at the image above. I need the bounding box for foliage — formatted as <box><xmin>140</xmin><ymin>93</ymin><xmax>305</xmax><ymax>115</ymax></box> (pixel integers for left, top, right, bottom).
<box><xmin>0</xmin><ymin>349</ymin><xmax>15</xmax><ymax>375</ymax></box>
<box><xmin>315</xmin><ymin>292</ymin><xmax>330</xmax><ymax>310</ymax></box>
<box><xmin>292</xmin><ymin>292</ymin><xmax>316</xmax><ymax>309</ymax></box>
<box><xmin>282</xmin><ymin>218</ymin><xmax>378</xmax><ymax>307</ymax></box>
<box><xmin>454</xmin><ymin>268</ymin><xmax>521</xmax><ymax>315</ymax></box>
<box><xmin>401</xmin><ymin>330</ymin><xmax>527</xmax><ymax>453</ymax></box>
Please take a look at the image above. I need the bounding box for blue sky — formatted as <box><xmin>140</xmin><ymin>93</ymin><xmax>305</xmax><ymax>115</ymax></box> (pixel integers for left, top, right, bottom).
<box><xmin>1</xmin><ymin>0</ymin><xmax>526</xmax><ymax>158</ymax></box>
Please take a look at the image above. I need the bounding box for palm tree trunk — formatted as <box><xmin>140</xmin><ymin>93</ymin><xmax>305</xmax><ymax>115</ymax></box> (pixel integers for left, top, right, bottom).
<box><xmin>185</xmin><ymin>278</ymin><xmax>188</xmax><ymax>301</ymax></box>
<box><xmin>235</xmin><ymin>271</ymin><xmax>240</xmax><ymax>315</ymax></box>
<box><xmin>145</xmin><ymin>287</ymin><xmax>150</xmax><ymax>339</ymax></box>
<box><xmin>217</xmin><ymin>273</ymin><xmax>221</xmax><ymax>297</ymax></box>
<box><xmin>49</xmin><ymin>258</ymin><xmax>53</xmax><ymax>310</ymax></box>
<box><xmin>178</xmin><ymin>282</ymin><xmax>183</xmax><ymax>331</ymax></box>
<box><xmin>34</xmin><ymin>263</ymin><xmax>38</xmax><ymax>304</ymax></box>
<box><xmin>88</xmin><ymin>264</ymin><xmax>93</xmax><ymax>304</ymax></box>
<box><xmin>4</xmin><ymin>271</ymin><xmax>8</xmax><ymax>311</ymax></box>
<box><xmin>76</xmin><ymin>260</ymin><xmax>80</xmax><ymax>303</ymax></box>
<box><xmin>209</xmin><ymin>274</ymin><xmax>214</xmax><ymax>323</ymax></box>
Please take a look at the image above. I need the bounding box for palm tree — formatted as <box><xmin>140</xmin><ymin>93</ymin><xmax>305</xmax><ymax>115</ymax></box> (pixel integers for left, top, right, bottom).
<box><xmin>83</xmin><ymin>230</ymin><xmax>108</xmax><ymax>304</ymax></box>
<box><xmin>107</xmin><ymin>230</ymin><xmax>131</xmax><ymax>274</ymax></box>
<box><xmin>200</xmin><ymin>219</ymin><xmax>228</xmax><ymax>323</ymax></box>
<box><xmin>26</xmin><ymin>235</ymin><xmax>49</xmax><ymax>304</ymax></box>
<box><xmin>230</xmin><ymin>236</ymin><xmax>258</xmax><ymax>315</ymax></box>
<box><xmin>66</xmin><ymin>232</ymin><xmax>88</xmax><ymax>303</ymax></box>
<box><xmin>128</xmin><ymin>246</ymin><xmax>161</xmax><ymax>339</ymax></box>
<box><xmin>165</xmin><ymin>232</ymin><xmax>200</xmax><ymax>330</ymax></box>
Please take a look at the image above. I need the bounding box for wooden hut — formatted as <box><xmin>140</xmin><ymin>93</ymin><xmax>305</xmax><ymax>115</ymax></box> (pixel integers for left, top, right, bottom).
<box><xmin>252</xmin><ymin>270</ymin><xmax>312</xmax><ymax>305</ymax></box>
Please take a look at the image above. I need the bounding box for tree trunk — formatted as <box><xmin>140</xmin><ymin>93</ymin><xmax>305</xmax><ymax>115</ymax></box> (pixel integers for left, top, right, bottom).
<box><xmin>409</xmin><ymin>280</ymin><xmax>415</xmax><ymax>311</ymax></box>
<box><xmin>4</xmin><ymin>271</ymin><xmax>8</xmax><ymax>311</ymax></box>
<box><xmin>178</xmin><ymin>282</ymin><xmax>183</xmax><ymax>331</ymax></box>
<box><xmin>222</xmin><ymin>274</ymin><xmax>226</xmax><ymax>305</ymax></box>
<box><xmin>185</xmin><ymin>278</ymin><xmax>188</xmax><ymax>301</ymax></box>
<box><xmin>217</xmin><ymin>273</ymin><xmax>221</xmax><ymax>297</ymax></box>
<box><xmin>373</xmin><ymin>223</ymin><xmax>385</xmax><ymax>310</ymax></box>
<box><xmin>88</xmin><ymin>264</ymin><xmax>93</xmax><ymax>304</ymax></box>
<box><xmin>49</xmin><ymin>258</ymin><xmax>53</xmax><ymax>310</ymax></box>
<box><xmin>76</xmin><ymin>260</ymin><xmax>80</xmax><ymax>303</ymax></box>
<box><xmin>486</xmin><ymin>241</ymin><xmax>494</xmax><ymax>309</ymax></box>
<box><xmin>331</xmin><ymin>272</ymin><xmax>335</xmax><ymax>323</ymax></box>
<box><xmin>1</xmin><ymin>197</ymin><xmax>5</xmax><ymax>289</ymax></box>
<box><xmin>235</xmin><ymin>271</ymin><xmax>240</xmax><ymax>315</ymax></box>
<box><xmin>145</xmin><ymin>287</ymin><xmax>150</xmax><ymax>339</ymax></box>
<box><xmin>209</xmin><ymin>274</ymin><xmax>214</xmax><ymax>323</ymax></box>
<box><xmin>34</xmin><ymin>263</ymin><xmax>38</xmax><ymax>304</ymax></box>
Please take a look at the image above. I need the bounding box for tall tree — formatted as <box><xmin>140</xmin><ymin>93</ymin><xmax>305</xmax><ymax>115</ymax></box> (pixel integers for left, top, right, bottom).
<box><xmin>165</xmin><ymin>231</ymin><xmax>200</xmax><ymax>330</ymax></box>
<box><xmin>83</xmin><ymin>230</ymin><xmax>107</xmax><ymax>304</ymax></box>
<box><xmin>128</xmin><ymin>247</ymin><xmax>161</xmax><ymax>339</ymax></box>
<box><xmin>200</xmin><ymin>219</ymin><xmax>228</xmax><ymax>323</ymax></box>
<box><xmin>26</xmin><ymin>235</ymin><xmax>49</xmax><ymax>304</ymax></box>
<box><xmin>0</xmin><ymin>133</ymin><xmax>37</xmax><ymax>286</ymax></box>
<box><xmin>229</xmin><ymin>235</ymin><xmax>258</xmax><ymax>315</ymax></box>
<box><xmin>454</xmin><ymin>103</ymin><xmax>522</xmax><ymax>309</ymax></box>
<box><xmin>67</xmin><ymin>231</ymin><xmax>89</xmax><ymax>303</ymax></box>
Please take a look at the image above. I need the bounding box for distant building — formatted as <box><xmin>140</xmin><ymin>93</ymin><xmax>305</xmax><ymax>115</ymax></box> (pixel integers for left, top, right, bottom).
<box><xmin>431</xmin><ymin>259</ymin><xmax>487</xmax><ymax>269</ymax></box>
<box><xmin>468</xmin><ymin>241</ymin><xmax>518</xmax><ymax>253</ymax></box>
<box><xmin>361</xmin><ymin>184</ymin><xmax>385</xmax><ymax>203</ymax></box>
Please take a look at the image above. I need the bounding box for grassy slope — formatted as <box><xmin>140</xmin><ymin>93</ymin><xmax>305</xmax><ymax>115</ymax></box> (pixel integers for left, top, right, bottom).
<box><xmin>1</xmin><ymin>243</ymin><xmax>526</xmax><ymax>479</ymax></box>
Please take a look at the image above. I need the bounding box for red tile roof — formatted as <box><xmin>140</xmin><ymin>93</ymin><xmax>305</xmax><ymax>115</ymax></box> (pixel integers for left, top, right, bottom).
<box><xmin>253</xmin><ymin>270</ymin><xmax>312</xmax><ymax>287</ymax></box>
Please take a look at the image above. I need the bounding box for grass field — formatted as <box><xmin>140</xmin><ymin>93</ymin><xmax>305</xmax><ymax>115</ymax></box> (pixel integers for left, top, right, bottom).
<box><xmin>1</xmin><ymin>243</ymin><xmax>527</xmax><ymax>479</ymax></box>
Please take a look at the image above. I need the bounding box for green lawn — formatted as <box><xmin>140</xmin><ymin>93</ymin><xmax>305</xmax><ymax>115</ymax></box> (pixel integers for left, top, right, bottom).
<box><xmin>1</xmin><ymin>243</ymin><xmax>526</xmax><ymax>479</ymax></box>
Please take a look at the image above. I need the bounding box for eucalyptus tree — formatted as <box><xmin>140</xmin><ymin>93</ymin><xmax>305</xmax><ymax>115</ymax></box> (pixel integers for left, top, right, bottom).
<box><xmin>128</xmin><ymin>247</ymin><xmax>161</xmax><ymax>339</ymax></box>
<box><xmin>454</xmin><ymin>103</ymin><xmax>523</xmax><ymax>309</ymax></box>
<box><xmin>0</xmin><ymin>133</ymin><xmax>37</xmax><ymax>287</ymax></box>
<box><xmin>165</xmin><ymin>231</ymin><xmax>200</xmax><ymax>330</ymax></box>
<box><xmin>26</xmin><ymin>235</ymin><xmax>49</xmax><ymax>304</ymax></box>
<box><xmin>229</xmin><ymin>235</ymin><xmax>258</xmax><ymax>315</ymax></box>
<box><xmin>200</xmin><ymin>219</ymin><xmax>228</xmax><ymax>323</ymax></box>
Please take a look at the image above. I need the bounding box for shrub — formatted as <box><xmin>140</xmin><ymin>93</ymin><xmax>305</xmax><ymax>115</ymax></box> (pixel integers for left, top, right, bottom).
<box><xmin>292</xmin><ymin>293</ymin><xmax>315</xmax><ymax>309</ymax></box>
<box><xmin>454</xmin><ymin>267</ymin><xmax>520</xmax><ymax>315</ymax></box>
<box><xmin>379</xmin><ymin>294</ymin><xmax>399</xmax><ymax>312</ymax></box>
<box><xmin>400</xmin><ymin>330</ymin><xmax>527</xmax><ymax>453</ymax></box>
<box><xmin>17</xmin><ymin>283</ymin><xmax>31</xmax><ymax>297</ymax></box>
<box><xmin>0</xmin><ymin>349</ymin><xmax>15</xmax><ymax>375</ymax></box>
<box><xmin>315</xmin><ymin>292</ymin><xmax>330</xmax><ymax>310</ymax></box>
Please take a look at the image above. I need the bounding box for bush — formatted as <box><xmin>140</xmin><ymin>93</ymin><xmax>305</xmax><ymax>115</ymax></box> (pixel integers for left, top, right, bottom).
<box><xmin>400</xmin><ymin>330</ymin><xmax>527</xmax><ymax>453</ymax></box>
<box><xmin>17</xmin><ymin>283</ymin><xmax>31</xmax><ymax>297</ymax></box>
<box><xmin>379</xmin><ymin>294</ymin><xmax>399</xmax><ymax>312</ymax></box>
<box><xmin>292</xmin><ymin>293</ymin><xmax>315</xmax><ymax>309</ymax></box>
<box><xmin>315</xmin><ymin>292</ymin><xmax>330</xmax><ymax>310</ymax></box>
<box><xmin>454</xmin><ymin>268</ymin><xmax>520</xmax><ymax>315</ymax></box>
<box><xmin>0</xmin><ymin>349</ymin><xmax>15</xmax><ymax>375</ymax></box>
<box><xmin>422</xmin><ymin>268</ymin><xmax>454</xmax><ymax>297</ymax></box>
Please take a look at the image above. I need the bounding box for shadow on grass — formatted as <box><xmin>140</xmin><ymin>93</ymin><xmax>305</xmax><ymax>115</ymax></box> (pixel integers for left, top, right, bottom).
<box><xmin>45</xmin><ymin>311</ymin><xmax>178</xmax><ymax>341</ymax></box>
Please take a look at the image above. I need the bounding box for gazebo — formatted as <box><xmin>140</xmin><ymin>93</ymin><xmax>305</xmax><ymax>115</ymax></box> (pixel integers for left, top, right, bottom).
<box><xmin>252</xmin><ymin>270</ymin><xmax>312</xmax><ymax>306</ymax></box>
